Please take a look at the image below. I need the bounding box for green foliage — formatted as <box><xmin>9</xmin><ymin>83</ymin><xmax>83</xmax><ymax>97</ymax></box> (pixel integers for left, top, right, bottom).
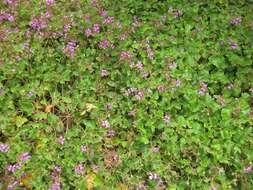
<box><xmin>0</xmin><ymin>0</ymin><xmax>253</xmax><ymax>189</ymax></box>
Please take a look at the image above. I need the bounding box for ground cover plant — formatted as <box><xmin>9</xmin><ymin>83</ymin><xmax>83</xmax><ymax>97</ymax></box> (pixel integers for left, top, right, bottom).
<box><xmin>0</xmin><ymin>0</ymin><xmax>253</xmax><ymax>189</ymax></box>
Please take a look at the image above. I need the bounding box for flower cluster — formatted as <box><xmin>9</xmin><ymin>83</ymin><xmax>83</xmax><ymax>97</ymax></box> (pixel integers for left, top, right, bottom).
<box><xmin>63</xmin><ymin>42</ymin><xmax>77</xmax><ymax>58</ymax></box>
<box><xmin>230</xmin><ymin>17</ymin><xmax>242</xmax><ymax>25</ymax></box>
<box><xmin>0</xmin><ymin>144</ymin><xmax>9</xmax><ymax>152</ymax></box>
<box><xmin>0</xmin><ymin>12</ymin><xmax>14</xmax><ymax>22</ymax></box>
<box><xmin>198</xmin><ymin>82</ymin><xmax>208</xmax><ymax>95</ymax></box>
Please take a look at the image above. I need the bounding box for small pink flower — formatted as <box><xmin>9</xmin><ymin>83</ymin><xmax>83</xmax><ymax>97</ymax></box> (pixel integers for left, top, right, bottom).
<box><xmin>7</xmin><ymin>180</ymin><xmax>19</xmax><ymax>190</ymax></box>
<box><xmin>101</xmin><ymin>69</ymin><xmax>109</xmax><ymax>77</ymax></box>
<box><xmin>107</xmin><ymin>130</ymin><xmax>115</xmax><ymax>138</ymax></box>
<box><xmin>157</xmin><ymin>85</ymin><xmax>165</xmax><ymax>93</ymax></box>
<box><xmin>128</xmin><ymin>110</ymin><xmax>136</xmax><ymax>117</ymax></box>
<box><xmin>148</xmin><ymin>172</ymin><xmax>158</xmax><ymax>180</ymax></box>
<box><xmin>244</xmin><ymin>166</ymin><xmax>252</xmax><ymax>173</ymax></box>
<box><xmin>18</xmin><ymin>152</ymin><xmax>31</xmax><ymax>161</ymax></box>
<box><xmin>135</xmin><ymin>61</ymin><xmax>143</xmax><ymax>70</ymax></box>
<box><xmin>74</xmin><ymin>164</ymin><xmax>84</xmax><ymax>174</ymax></box>
<box><xmin>198</xmin><ymin>82</ymin><xmax>208</xmax><ymax>95</ymax></box>
<box><xmin>85</xmin><ymin>28</ymin><xmax>92</xmax><ymax>37</ymax></box>
<box><xmin>7</xmin><ymin>163</ymin><xmax>21</xmax><ymax>173</ymax></box>
<box><xmin>0</xmin><ymin>144</ymin><xmax>9</xmax><ymax>152</ymax></box>
<box><xmin>231</xmin><ymin>42</ymin><xmax>238</xmax><ymax>49</ymax></box>
<box><xmin>152</xmin><ymin>146</ymin><xmax>160</xmax><ymax>153</ymax></box>
<box><xmin>58</xmin><ymin>136</ymin><xmax>65</xmax><ymax>145</ymax></box>
<box><xmin>175</xmin><ymin>79</ymin><xmax>181</xmax><ymax>87</ymax></box>
<box><xmin>80</xmin><ymin>145</ymin><xmax>87</xmax><ymax>153</ymax></box>
<box><xmin>103</xmin><ymin>17</ymin><xmax>114</xmax><ymax>24</ymax></box>
<box><xmin>54</xmin><ymin>165</ymin><xmax>61</xmax><ymax>173</ymax></box>
<box><xmin>209</xmin><ymin>187</ymin><xmax>217</xmax><ymax>190</ymax></box>
<box><xmin>98</xmin><ymin>39</ymin><xmax>110</xmax><ymax>49</ymax></box>
<box><xmin>230</xmin><ymin>17</ymin><xmax>242</xmax><ymax>25</ymax></box>
<box><xmin>163</xmin><ymin>114</ymin><xmax>170</xmax><ymax>123</ymax></box>
<box><xmin>101</xmin><ymin>120</ymin><xmax>110</xmax><ymax>128</ymax></box>
<box><xmin>100</xmin><ymin>10</ymin><xmax>107</xmax><ymax>17</ymax></box>
<box><xmin>120</xmin><ymin>51</ymin><xmax>131</xmax><ymax>60</ymax></box>
<box><xmin>111</xmin><ymin>44</ymin><xmax>115</xmax><ymax>49</ymax></box>
<box><xmin>92</xmin><ymin>164</ymin><xmax>99</xmax><ymax>173</ymax></box>
<box><xmin>46</xmin><ymin>0</ymin><xmax>55</xmax><ymax>6</ymax></box>
<box><xmin>93</xmin><ymin>23</ymin><xmax>100</xmax><ymax>33</ymax></box>
<box><xmin>105</xmin><ymin>103</ymin><xmax>112</xmax><ymax>110</ymax></box>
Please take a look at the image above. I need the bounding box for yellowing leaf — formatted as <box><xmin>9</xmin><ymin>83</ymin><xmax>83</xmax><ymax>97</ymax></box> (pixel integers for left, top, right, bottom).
<box><xmin>81</xmin><ymin>103</ymin><xmax>97</xmax><ymax>115</ymax></box>
<box><xmin>118</xmin><ymin>183</ymin><xmax>129</xmax><ymax>190</ymax></box>
<box><xmin>86</xmin><ymin>173</ymin><xmax>95</xmax><ymax>190</ymax></box>
<box><xmin>45</xmin><ymin>104</ymin><xmax>54</xmax><ymax>113</ymax></box>
<box><xmin>15</xmin><ymin>116</ymin><xmax>28</xmax><ymax>127</ymax></box>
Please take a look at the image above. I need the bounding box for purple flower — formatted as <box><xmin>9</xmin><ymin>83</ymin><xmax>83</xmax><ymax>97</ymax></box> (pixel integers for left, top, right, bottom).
<box><xmin>163</xmin><ymin>114</ymin><xmax>170</xmax><ymax>123</ymax></box>
<box><xmin>46</xmin><ymin>0</ymin><xmax>55</xmax><ymax>6</ymax></box>
<box><xmin>128</xmin><ymin>110</ymin><xmax>136</xmax><ymax>117</ymax></box>
<box><xmin>168</xmin><ymin>62</ymin><xmax>177</xmax><ymax>69</ymax></box>
<box><xmin>85</xmin><ymin>28</ymin><xmax>92</xmax><ymax>37</ymax></box>
<box><xmin>148</xmin><ymin>172</ymin><xmax>158</xmax><ymax>180</ymax></box>
<box><xmin>98</xmin><ymin>39</ymin><xmax>110</xmax><ymax>49</ymax></box>
<box><xmin>220</xmin><ymin>40</ymin><xmax>225</xmax><ymax>46</ymax></box>
<box><xmin>107</xmin><ymin>130</ymin><xmax>115</xmax><ymax>138</ymax></box>
<box><xmin>135</xmin><ymin>90</ymin><xmax>144</xmax><ymax>100</ymax></box>
<box><xmin>74</xmin><ymin>164</ymin><xmax>84</xmax><ymax>174</ymax></box>
<box><xmin>80</xmin><ymin>145</ymin><xmax>87</xmax><ymax>153</ymax></box>
<box><xmin>142</xmin><ymin>72</ymin><xmax>150</xmax><ymax>79</ymax></box>
<box><xmin>93</xmin><ymin>23</ymin><xmax>100</xmax><ymax>33</ymax></box>
<box><xmin>103</xmin><ymin>17</ymin><xmax>114</xmax><ymax>24</ymax></box>
<box><xmin>18</xmin><ymin>152</ymin><xmax>31</xmax><ymax>161</ymax></box>
<box><xmin>117</xmin><ymin>21</ymin><xmax>122</xmax><ymax>28</ymax></box>
<box><xmin>119</xmin><ymin>33</ymin><xmax>127</xmax><ymax>41</ymax></box>
<box><xmin>173</xmin><ymin>10</ymin><xmax>183</xmax><ymax>18</ymax></box>
<box><xmin>146</xmin><ymin>46</ymin><xmax>154</xmax><ymax>60</ymax></box>
<box><xmin>231</xmin><ymin>42</ymin><xmax>238</xmax><ymax>49</ymax></box>
<box><xmin>100</xmin><ymin>10</ymin><xmax>107</xmax><ymax>17</ymax></box>
<box><xmin>0</xmin><ymin>144</ymin><xmax>9</xmax><ymax>153</ymax></box>
<box><xmin>45</xmin><ymin>11</ymin><xmax>51</xmax><ymax>18</ymax></box>
<box><xmin>175</xmin><ymin>79</ymin><xmax>181</xmax><ymax>87</ymax></box>
<box><xmin>63</xmin><ymin>42</ymin><xmax>76</xmax><ymax>58</ymax></box>
<box><xmin>27</xmin><ymin>91</ymin><xmax>33</xmax><ymax>97</ymax></box>
<box><xmin>54</xmin><ymin>165</ymin><xmax>61</xmax><ymax>173</ymax></box>
<box><xmin>101</xmin><ymin>69</ymin><xmax>109</xmax><ymax>77</ymax></box>
<box><xmin>63</xmin><ymin>24</ymin><xmax>71</xmax><ymax>32</ymax></box>
<box><xmin>16</xmin><ymin>56</ymin><xmax>22</xmax><ymax>61</ymax></box>
<box><xmin>4</xmin><ymin>0</ymin><xmax>13</xmax><ymax>5</ymax></box>
<box><xmin>92</xmin><ymin>164</ymin><xmax>99</xmax><ymax>173</ymax></box>
<box><xmin>209</xmin><ymin>187</ymin><xmax>217</xmax><ymax>190</ymax></box>
<box><xmin>49</xmin><ymin>178</ymin><xmax>60</xmax><ymax>190</ymax></box>
<box><xmin>152</xmin><ymin>146</ymin><xmax>160</xmax><ymax>153</ymax></box>
<box><xmin>58</xmin><ymin>136</ymin><xmax>65</xmax><ymax>145</ymax></box>
<box><xmin>157</xmin><ymin>85</ymin><xmax>165</xmax><ymax>93</ymax></box>
<box><xmin>7</xmin><ymin>181</ymin><xmax>19</xmax><ymax>190</ymax></box>
<box><xmin>7</xmin><ymin>163</ymin><xmax>21</xmax><ymax>173</ymax></box>
<box><xmin>136</xmin><ymin>61</ymin><xmax>143</xmax><ymax>70</ymax></box>
<box><xmin>120</xmin><ymin>51</ymin><xmax>131</xmax><ymax>60</ymax></box>
<box><xmin>0</xmin><ymin>12</ymin><xmax>14</xmax><ymax>22</ymax></box>
<box><xmin>230</xmin><ymin>17</ymin><xmax>242</xmax><ymax>25</ymax></box>
<box><xmin>244</xmin><ymin>166</ymin><xmax>252</xmax><ymax>173</ymax></box>
<box><xmin>111</xmin><ymin>44</ymin><xmax>115</xmax><ymax>49</ymax></box>
<box><xmin>84</xmin><ymin>15</ymin><xmax>90</xmax><ymax>22</ymax></box>
<box><xmin>198</xmin><ymin>82</ymin><xmax>208</xmax><ymax>95</ymax></box>
<box><xmin>227</xmin><ymin>83</ymin><xmax>234</xmax><ymax>90</ymax></box>
<box><xmin>30</xmin><ymin>17</ymin><xmax>47</xmax><ymax>30</ymax></box>
<box><xmin>105</xmin><ymin>103</ymin><xmax>112</xmax><ymax>110</ymax></box>
<box><xmin>101</xmin><ymin>120</ymin><xmax>110</xmax><ymax>128</ymax></box>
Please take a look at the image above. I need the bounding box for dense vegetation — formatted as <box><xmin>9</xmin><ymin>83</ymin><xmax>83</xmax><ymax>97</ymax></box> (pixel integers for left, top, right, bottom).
<box><xmin>0</xmin><ymin>0</ymin><xmax>253</xmax><ymax>189</ymax></box>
